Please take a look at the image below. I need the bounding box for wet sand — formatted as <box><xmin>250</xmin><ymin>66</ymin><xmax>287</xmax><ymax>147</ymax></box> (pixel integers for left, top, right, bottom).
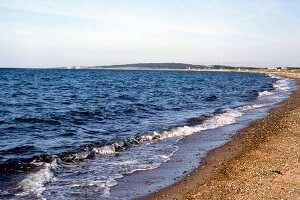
<box><xmin>144</xmin><ymin>72</ymin><xmax>300</xmax><ymax>200</ymax></box>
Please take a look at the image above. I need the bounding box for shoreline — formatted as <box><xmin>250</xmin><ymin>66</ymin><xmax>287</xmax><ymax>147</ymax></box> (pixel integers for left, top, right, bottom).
<box><xmin>143</xmin><ymin>72</ymin><xmax>300</xmax><ymax>199</ymax></box>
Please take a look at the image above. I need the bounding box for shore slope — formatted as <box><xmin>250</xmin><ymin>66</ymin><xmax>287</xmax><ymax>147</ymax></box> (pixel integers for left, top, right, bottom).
<box><xmin>145</xmin><ymin>72</ymin><xmax>300</xmax><ymax>200</ymax></box>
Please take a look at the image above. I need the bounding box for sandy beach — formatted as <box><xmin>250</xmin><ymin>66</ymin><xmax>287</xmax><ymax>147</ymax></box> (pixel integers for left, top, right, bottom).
<box><xmin>144</xmin><ymin>72</ymin><xmax>300</xmax><ymax>200</ymax></box>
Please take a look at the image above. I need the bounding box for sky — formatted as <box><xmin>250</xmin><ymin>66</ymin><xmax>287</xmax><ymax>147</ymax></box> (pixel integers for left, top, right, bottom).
<box><xmin>0</xmin><ymin>0</ymin><xmax>300</xmax><ymax>68</ymax></box>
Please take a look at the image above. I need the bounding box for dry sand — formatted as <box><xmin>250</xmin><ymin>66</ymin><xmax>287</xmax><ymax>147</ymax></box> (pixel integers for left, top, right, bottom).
<box><xmin>144</xmin><ymin>72</ymin><xmax>300</xmax><ymax>200</ymax></box>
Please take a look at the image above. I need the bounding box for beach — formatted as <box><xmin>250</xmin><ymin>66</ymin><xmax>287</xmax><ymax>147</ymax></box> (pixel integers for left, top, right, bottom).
<box><xmin>0</xmin><ymin>70</ymin><xmax>297</xmax><ymax>199</ymax></box>
<box><xmin>145</xmin><ymin>72</ymin><xmax>300</xmax><ymax>200</ymax></box>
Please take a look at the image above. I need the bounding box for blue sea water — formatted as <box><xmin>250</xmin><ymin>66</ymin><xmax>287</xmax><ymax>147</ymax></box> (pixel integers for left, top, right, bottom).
<box><xmin>0</xmin><ymin>69</ymin><xmax>295</xmax><ymax>199</ymax></box>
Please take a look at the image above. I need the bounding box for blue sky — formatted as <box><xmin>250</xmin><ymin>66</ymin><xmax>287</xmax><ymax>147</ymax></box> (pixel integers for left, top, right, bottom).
<box><xmin>0</xmin><ymin>0</ymin><xmax>300</xmax><ymax>67</ymax></box>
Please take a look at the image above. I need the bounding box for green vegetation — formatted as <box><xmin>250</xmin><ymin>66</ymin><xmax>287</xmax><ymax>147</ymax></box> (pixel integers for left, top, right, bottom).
<box><xmin>289</xmin><ymin>68</ymin><xmax>300</xmax><ymax>73</ymax></box>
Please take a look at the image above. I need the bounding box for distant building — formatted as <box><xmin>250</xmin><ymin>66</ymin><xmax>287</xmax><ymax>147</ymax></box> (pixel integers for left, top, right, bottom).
<box><xmin>276</xmin><ymin>67</ymin><xmax>287</xmax><ymax>71</ymax></box>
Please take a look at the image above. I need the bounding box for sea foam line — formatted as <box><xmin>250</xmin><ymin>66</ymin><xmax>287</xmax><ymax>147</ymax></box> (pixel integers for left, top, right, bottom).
<box><xmin>15</xmin><ymin>108</ymin><xmax>244</xmax><ymax>199</ymax></box>
<box><xmin>268</xmin><ymin>74</ymin><xmax>291</xmax><ymax>91</ymax></box>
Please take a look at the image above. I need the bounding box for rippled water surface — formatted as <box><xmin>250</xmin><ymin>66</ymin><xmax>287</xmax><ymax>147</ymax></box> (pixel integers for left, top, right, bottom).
<box><xmin>0</xmin><ymin>69</ymin><xmax>294</xmax><ymax>199</ymax></box>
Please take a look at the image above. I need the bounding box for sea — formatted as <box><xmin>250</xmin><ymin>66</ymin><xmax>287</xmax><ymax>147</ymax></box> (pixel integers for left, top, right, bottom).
<box><xmin>0</xmin><ymin>69</ymin><xmax>296</xmax><ymax>199</ymax></box>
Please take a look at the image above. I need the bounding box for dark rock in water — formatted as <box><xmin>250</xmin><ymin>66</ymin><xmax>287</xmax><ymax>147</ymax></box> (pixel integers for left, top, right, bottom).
<box><xmin>206</xmin><ymin>95</ymin><xmax>218</xmax><ymax>101</ymax></box>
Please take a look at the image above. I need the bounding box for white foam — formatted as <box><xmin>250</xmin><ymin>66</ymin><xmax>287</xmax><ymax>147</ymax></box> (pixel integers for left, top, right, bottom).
<box><xmin>160</xmin><ymin>109</ymin><xmax>243</xmax><ymax>139</ymax></box>
<box><xmin>238</xmin><ymin>104</ymin><xmax>266</xmax><ymax>111</ymax></box>
<box><xmin>140</xmin><ymin>132</ymin><xmax>160</xmax><ymax>141</ymax></box>
<box><xmin>268</xmin><ymin>74</ymin><xmax>291</xmax><ymax>91</ymax></box>
<box><xmin>92</xmin><ymin>145</ymin><xmax>116</xmax><ymax>154</ymax></box>
<box><xmin>109</xmin><ymin>160</ymin><xmax>140</xmax><ymax>166</ymax></box>
<box><xmin>268</xmin><ymin>74</ymin><xmax>279</xmax><ymax>79</ymax></box>
<box><xmin>258</xmin><ymin>91</ymin><xmax>273</xmax><ymax>97</ymax></box>
<box><xmin>101</xmin><ymin>177</ymin><xmax>118</xmax><ymax>197</ymax></box>
<box><xmin>15</xmin><ymin>160</ymin><xmax>57</xmax><ymax>199</ymax></box>
<box><xmin>274</xmin><ymin>79</ymin><xmax>290</xmax><ymax>91</ymax></box>
<box><xmin>70</xmin><ymin>177</ymin><xmax>118</xmax><ymax>198</ymax></box>
<box><xmin>258</xmin><ymin>74</ymin><xmax>291</xmax><ymax>98</ymax></box>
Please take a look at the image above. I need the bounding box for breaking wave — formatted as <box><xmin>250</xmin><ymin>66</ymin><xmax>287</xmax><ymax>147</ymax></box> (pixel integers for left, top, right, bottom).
<box><xmin>10</xmin><ymin>108</ymin><xmax>245</xmax><ymax>199</ymax></box>
<box><xmin>15</xmin><ymin>160</ymin><xmax>57</xmax><ymax>200</ymax></box>
<box><xmin>258</xmin><ymin>91</ymin><xmax>273</xmax><ymax>97</ymax></box>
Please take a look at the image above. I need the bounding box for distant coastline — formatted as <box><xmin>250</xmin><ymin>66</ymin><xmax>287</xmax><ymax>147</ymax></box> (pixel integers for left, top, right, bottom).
<box><xmin>63</xmin><ymin>62</ymin><xmax>300</xmax><ymax>73</ymax></box>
